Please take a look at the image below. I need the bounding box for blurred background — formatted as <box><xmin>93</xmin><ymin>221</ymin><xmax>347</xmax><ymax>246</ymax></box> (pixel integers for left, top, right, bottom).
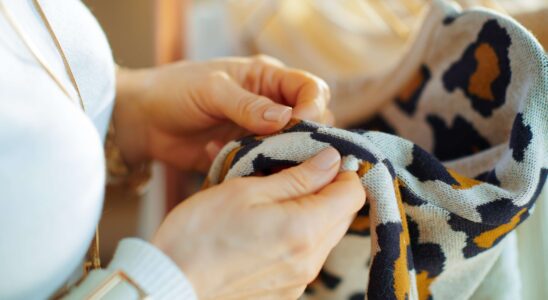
<box><xmin>82</xmin><ymin>0</ymin><xmax>547</xmax><ymax>298</ymax></box>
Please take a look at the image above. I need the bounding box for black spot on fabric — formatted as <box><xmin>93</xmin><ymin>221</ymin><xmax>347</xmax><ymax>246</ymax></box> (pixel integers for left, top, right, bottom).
<box><xmin>361</xmin><ymin>203</ymin><xmax>370</xmax><ymax>216</ymax></box>
<box><xmin>449</xmin><ymin>169</ymin><xmax>545</xmax><ymax>257</ymax></box>
<box><xmin>448</xmin><ymin>198</ymin><xmax>528</xmax><ymax>258</ymax></box>
<box><xmin>283</xmin><ymin>120</ymin><xmax>319</xmax><ymax>133</ymax></box>
<box><xmin>367</xmin><ymin>222</ymin><xmax>403</xmax><ymax>300</ymax></box>
<box><xmin>406</xmin><ymin>243</ymin><xmax>414</xmax><ymax>271</ymax></box>
<box><xmin>311</xmin><ymin>131</ymin><xmax>378</xmax><ymax>163</ymax></box>
<box><xmin>443</xmin><ymin>15</ymin><xmax>457</xmax><ymax>25</ymax></box>
<box><xmin>349</xmin><ymin>292</ymin><xmax>366</xmax><ymax>300</ymax></box>
<box><xmin>395</xmin><ymin>65</ymin><xmax>431</xmax><ymax>115</ymax></box>
<box><xmin>403</xmin><ymin>218</ymin><xmax>417</xmax><ymax>247</ymax></box>
<box><xmin>442</xmin><ymin>20</ymin><xmax>512</xmax><ymax>117</ymax></box>
<box><xmin>509</xmin><ymin>113</ymin><xmax>533</xmax><ymax>162</ymax></box>
<box><xmin>383</xmin><ymin>159</ymin><xmax>397</xmax><ymax>179</ymax></box>
<box><xmin>317</xmin><ymin>269</ymin><xmax>342</xmax><ymax>290</ymax></box>
<box><xmin>400</xmin><ymin>185</ymin><xmax>427</xmax><ymax>206</ymax></box>
<box><xmin>427</xmin><ymin>115</ymin><xmax>490</xmax><ymax>161</ymax></box>
<box><xmin>475</xmin><ymin>170</ymin><xmax>501</xmax><ymax>186</ymax></box>
<box><xmin>448</xmin><ymin>213</ymin><xmax>503</xmax><ymax>257</ymax></box>
<box><xmin>231</xmin><ymin>137</ymin><xmax>263</xmax><ymax>168</ymax></box>
<box><xmin>250</xmin><ymin>154</ymin><xmax>298</xmax><ymax>176</ymax></box>
<box><xmin>406</xmin><ymin>145</ymin><xmax>458</xmax><ymax>185</ymax></box>
<box><xmin>349</xmin><ymin>203</ymin><xmax>371</xmax><ymax>237</ymax></box>
<box><xmin>529</xmin><ymin>168</ymin><xmax>548</xmax><ymax>206</ymax></box>
<box><xmin>408</xmin><ymin>217</ymin><xmax>445</xmax><ymax>277</ymax></box>
<box><xmin>476</xmin><ymin>198</ymin><xmax>522</xmax><ymax>225</ymax></box>
<box><xmin>304</xmin><ymin>285</ymin><xmax>315</xmax><ymax>295</ymax></box>
<box><xmin>349</xmin><ymin>114</ymin><xmax>396</xmax><ymax>135</ymax></box>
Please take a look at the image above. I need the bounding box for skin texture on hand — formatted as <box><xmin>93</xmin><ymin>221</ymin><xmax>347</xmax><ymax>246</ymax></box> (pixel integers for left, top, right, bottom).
<box><xmin>152</xmin><ymin>148</ymin><xmax>366</xmax><ymax>300</ymax></box>
<box><xmin>114</xmin><ymin>55</ymin><xmax>333</xmax><ymax>172</ymax></box>
<box><xmin>115</xmin><ymin>56</ymin><xmax>366</xmax><ymax>299</ymax></box>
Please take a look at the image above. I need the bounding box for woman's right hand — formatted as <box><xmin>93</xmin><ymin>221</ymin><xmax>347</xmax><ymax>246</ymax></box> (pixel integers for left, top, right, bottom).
<box><xmin>152</xmin><ymin>148</ymin><xmax>365</xmax><ymax>300</ymax></box>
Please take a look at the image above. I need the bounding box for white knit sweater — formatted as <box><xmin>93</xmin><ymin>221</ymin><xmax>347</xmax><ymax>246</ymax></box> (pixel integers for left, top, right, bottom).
<box><xmin>0</xmin><ymin>1</ymin><xmax>196</xmax><ymax>299</ymax></box>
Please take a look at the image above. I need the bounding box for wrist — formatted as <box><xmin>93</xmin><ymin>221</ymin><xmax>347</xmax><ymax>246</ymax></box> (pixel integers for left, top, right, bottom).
<box><xmin>114</xmin><ymin>66</ymin><xmax>152</xmax><ymax>167</ymax></box>
<box><xmin>152</xmin><ymin>216</ymin><xmax>216</xmax><ymax>300</ymax></box>
<box><xmin>109</xmin><ymin>238</ymin><xmax>198</xmax><ymax>299</ymax></box>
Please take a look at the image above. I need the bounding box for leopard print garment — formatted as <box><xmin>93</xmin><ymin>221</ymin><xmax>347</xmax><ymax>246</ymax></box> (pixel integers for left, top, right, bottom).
<box><xmin>205</xmin><ymin>1</ymin><xmax>548</xmax><ymax>299</ymax></box>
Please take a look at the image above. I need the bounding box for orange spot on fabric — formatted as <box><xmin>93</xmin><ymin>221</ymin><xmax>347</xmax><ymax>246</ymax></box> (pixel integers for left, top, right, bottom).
<box><xmin>358</xmin><ymin>161</ymin><xmax>374</xmax><ymax>177</ymax></box>
<box><xmin>416</xmin><ymin>271</ymin><xmax>435</xmax><ymax>300</ymax></box>
<box><xmin>474</xmin><ymin>208</ymin><xmax>527</xmax><ymax>249</ymax></box>
<box><xmin>254</xmin><ymin>135</ymin><xmax>270</xmax><ymax>141</ymax></box>
<box><xmin>201</xmin><ymin>177</ymin><xmax>212</xmax><ymax>189</ymax></box>
<box><xmin>448</xmin><ymin>169</ymin><xmax>482</xmax><ymax>190</ymax></box>
<box><xmin>350</xmin><ymin>161</ymin><xmax>375</xmax><ymax>234</ymax></box>
<box><xmin>350</xmin><ymin>215</ymin><xmax>370</xmax><ymax>232</ymax></box>
<box><xmin>394</xmin><ymin>179</ymin><xmax>411</xmax><ymax>300</ymax></box>
<box><xmin>398</xmin><ymin>69</ymin><xmax>425</xmax><ymax>102</ymax></box>
<box><xmin>219</xmin><ymin>146</ymin><xmax>242</xmax><ymax>182</ymax></box>
<box><xmin>284</xmin><ymin>118</ymin><xmax>302</xmax><ymax>130</ymax></box>
<box><xmin>468</xmin><ymin>43</ymin><xmax>500</xmax><ymax>101</ymax></box>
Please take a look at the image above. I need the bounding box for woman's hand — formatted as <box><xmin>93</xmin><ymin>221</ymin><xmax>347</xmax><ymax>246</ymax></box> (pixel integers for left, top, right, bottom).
<box><xmin>152</xmin><ymin>148</ymin><xmax>365</xmax><ymax>300</ymax></box>
<box><xmin>114</xmin><ymin>56</ymin><xmax>332</xmax><ymax>171</ymax></box>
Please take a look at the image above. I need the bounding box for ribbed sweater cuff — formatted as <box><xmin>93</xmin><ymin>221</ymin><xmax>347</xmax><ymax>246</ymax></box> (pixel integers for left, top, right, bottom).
<box><xmin>108</xmin><ymin>238</ymin><xmax>198</xmax><ymax>300</ymax></box>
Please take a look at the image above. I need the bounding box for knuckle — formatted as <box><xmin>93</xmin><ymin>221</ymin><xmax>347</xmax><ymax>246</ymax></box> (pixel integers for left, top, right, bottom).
<box><xmin>252</xmin><ymin>54</ymin><xmax>282</xmax><ymax>66</ymax></box>
<box><xmin>207</xmin><ymin>70</ymin><xmax>229</xmax><ymax>83</ymax></box>
<box><xmin>285</xmin><ymin>219</ymin><xmax>315</xmax><ymax>254</ymax></box>
<box><xmin>205</xmin><ymin>71</ymin><xmax>229</xmax><ymax>96</ymax></box>
<box><xmin>252</xmin><ymin>54</ymin><xmax>270</xmax><ymax>62</ymax></box>
<box><xmin>283</xmin><ymin>168</ymin><xmax>311</xmax><ymax>195</ymax></box>
<box><xmin>319</xmin><ymin>78</ymin><xmax>331</xmax><ymax>101</ymax></box>
<box><xmin>235</xmin><ymin>94</ymin><xmax>262</xmax><ymax>116</ymax></box>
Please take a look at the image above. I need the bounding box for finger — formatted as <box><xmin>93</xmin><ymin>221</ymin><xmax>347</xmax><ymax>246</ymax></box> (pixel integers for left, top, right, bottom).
<box><xmin>292</xmin><ymin>172</ymin><xmax>365</xmax><ymax>229</ymax></box>
<box><xmin>324</xmin><ymin>110</ymin><xmax>335</xmax><ymax>126</ymax></box>
<box><xmin>277</xmin><ymin>70</ymin><xmax>330</xmax><ymax>122</ymax></box>
<box><xmin>206</xmin><ymin>71</ymin><xmax>292</xmax><ymax>135</ymax></box>
<box><xmin>247</xmin><ymin>147</ymin><xmax>341</xmax><ymax>203</ymax></box>
<box><xmin>205</xmin><ymin>140</ymin><xmax>224</xmax><ymax>162</ymax></box>
<box><xmin>245</xmin><ymin>55</ymin><xmax>330</xmax><ymax>123</ymax></box>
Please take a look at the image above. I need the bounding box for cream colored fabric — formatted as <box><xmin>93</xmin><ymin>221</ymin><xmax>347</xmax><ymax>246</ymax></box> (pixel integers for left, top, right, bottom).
<box><xmin>226</xmin><ymin>0</ymin><xmax>548</xmax><ymax>125</ymax></box>
<box><xmin>218</xmin><ymin>1</ymin><xmax>547</xmax><ymax>299</ymax></box>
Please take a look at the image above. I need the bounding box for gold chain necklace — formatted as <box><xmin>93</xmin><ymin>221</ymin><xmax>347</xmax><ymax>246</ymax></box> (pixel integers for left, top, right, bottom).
<box><xmin>0</xmin><ymin>0</ymin><xmax>101</xmax><ymax>273</ymax></box>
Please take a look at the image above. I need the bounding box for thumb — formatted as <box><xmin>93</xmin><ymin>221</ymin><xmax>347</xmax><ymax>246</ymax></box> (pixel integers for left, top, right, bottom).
<box><xmin>206</xmin><ymin>72</ymin><xmax>292</xmax><ymax>134</ymax></box>
<box><xmin>249</xmin><ymin>147</ymin><xmax>341</xmax><ymax>203</ymax></box>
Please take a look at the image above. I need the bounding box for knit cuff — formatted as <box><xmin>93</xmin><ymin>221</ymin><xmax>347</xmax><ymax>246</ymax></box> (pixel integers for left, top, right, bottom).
<box><xmin>108</xmin><ymin>238</ymin><xmax>197</xmax><ymax>300</ymax></box>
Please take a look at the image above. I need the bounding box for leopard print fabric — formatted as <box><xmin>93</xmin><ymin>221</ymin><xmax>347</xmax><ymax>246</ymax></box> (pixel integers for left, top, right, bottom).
<box><xmin>205</xmin><ymin>2</ymin><xmax>548</xmax><ymax>299</ymax></box>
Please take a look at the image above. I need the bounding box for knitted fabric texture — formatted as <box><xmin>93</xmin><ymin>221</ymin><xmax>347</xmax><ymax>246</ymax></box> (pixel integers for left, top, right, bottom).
<box><xmin>205</xmin><ymin>2</ymin><xmax>548</xmax><ymax>299</ymax></box>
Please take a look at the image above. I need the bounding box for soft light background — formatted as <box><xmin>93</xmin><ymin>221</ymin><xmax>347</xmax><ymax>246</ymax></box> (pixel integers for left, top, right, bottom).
<box><xmin>84</xmin><ymin>0</ymin><xmax>547</xmax><ymax>298</ymax></box>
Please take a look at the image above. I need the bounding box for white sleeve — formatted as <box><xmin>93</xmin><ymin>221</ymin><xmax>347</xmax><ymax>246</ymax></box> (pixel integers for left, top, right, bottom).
<box><xmin>63</xmin><ymin>238</ymin><xmax>198</xmax><ymax>300</ymax></box>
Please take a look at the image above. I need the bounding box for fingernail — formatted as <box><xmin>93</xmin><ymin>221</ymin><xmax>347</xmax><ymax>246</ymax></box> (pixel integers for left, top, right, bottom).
<box><xmin>310</xmin><ymin>147</ymin><xmax>340</xmax><ymax>170</ymax></box>
<box><xmin>263</xmin><ymin>106</ymin><xmax>292</xmax><ymax>122</ymax></box>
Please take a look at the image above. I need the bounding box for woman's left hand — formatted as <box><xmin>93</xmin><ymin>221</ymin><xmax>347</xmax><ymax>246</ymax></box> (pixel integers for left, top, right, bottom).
<box><xmin>114</xmin><ymin>55</ymin><xmax>332</xmax><ymax>172</ymax></box>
